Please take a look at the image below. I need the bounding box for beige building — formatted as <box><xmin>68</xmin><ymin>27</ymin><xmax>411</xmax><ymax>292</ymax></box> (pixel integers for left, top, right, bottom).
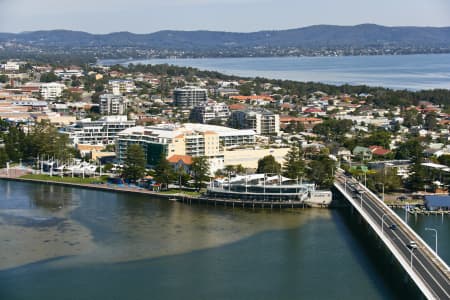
<box><xmin>224</xmin><ymin>147</ymin><xmax>290</xmax><ymax>169</ymax></box>
<box><xmin>116</xmin><ymin>123</ymin><xmax>255</xmax><ymax>173</ymax></box>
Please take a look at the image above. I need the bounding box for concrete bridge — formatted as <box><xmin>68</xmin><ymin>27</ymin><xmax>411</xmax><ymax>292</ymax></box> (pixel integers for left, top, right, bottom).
<box><xmin>334</xmin><ymin>169</ymin><xmax>450</xmax><ymax>299</ymax></box>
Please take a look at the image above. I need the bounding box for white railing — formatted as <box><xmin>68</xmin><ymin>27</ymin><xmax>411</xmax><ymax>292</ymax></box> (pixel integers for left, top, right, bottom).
<box><xmin>334</xmin><ymin>182</ymin><xmax>437</xmax><ymax>299</ymax></box>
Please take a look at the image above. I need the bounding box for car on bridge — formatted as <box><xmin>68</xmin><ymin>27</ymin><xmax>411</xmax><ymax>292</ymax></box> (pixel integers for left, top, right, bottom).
<box><xmin>407</xmin><ymin>241</ymin><xmax>417</xmax><ymax>249</ymax></box>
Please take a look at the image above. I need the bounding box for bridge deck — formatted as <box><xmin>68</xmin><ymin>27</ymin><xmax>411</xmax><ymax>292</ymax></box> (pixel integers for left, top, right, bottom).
<box><xmin>334</xmin><ymin>171</ymin><xmax>450</xmax><ymax>299</ymax></box>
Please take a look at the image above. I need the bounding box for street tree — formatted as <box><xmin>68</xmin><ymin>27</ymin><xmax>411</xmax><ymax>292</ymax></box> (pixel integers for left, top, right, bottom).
<box><xmin>173</xmin><ymin>165</ymin><xmax>190</xmax><ymax>190</ymax></box>
<box><xmin>191</xmin><ymin>156</ymin><xmax>210</xmax><ymax>191</ymax></box>
<box><xmin>256</xmin><ymin>155</ymin><xmax>281</xmax><ymax>174</ymax></box>
<box><xmin>306</xmin><ymin>154</ymin><xmax>336</xmax><ymax>188</ymax></box>
<box><xmin>122</xmin><ymin>144</ymin><xmax>146</xmax><ymax>182</ymax></box>
<box><xmin>153</xmin><ymin>155</ymin><xmax>173</xmax><ymax>190</ymax></box>
<box><xmin>283</xmin><ymin>143</ymin><xmax>305</xmax><ymax>179</ymax></box>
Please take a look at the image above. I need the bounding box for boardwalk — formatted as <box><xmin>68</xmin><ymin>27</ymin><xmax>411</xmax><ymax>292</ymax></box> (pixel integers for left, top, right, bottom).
<box><xmin>334</xmin><ymin>170</ymin><xmax>450</xmax><ymax>300</ymax></box>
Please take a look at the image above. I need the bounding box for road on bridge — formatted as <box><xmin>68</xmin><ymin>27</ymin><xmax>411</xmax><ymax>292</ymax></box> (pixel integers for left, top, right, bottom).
<box><xmin>335</xmin><ymin>171</ymin><xmax>450</xmax><ymax>299</ymax></box>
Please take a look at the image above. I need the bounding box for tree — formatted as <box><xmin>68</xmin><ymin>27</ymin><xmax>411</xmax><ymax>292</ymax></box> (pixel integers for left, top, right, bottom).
<box><xmin>0</xmin><ymin>148</ymin><xmax>8</xmax><ymax>168</ymax></box>
<box><xmin>306</xmin><ymin>154</ymin><xmax>336</xmax><ymax>188</ymax></box>
<box><xmin>191</xmin><ymin>156</ymin><xmax>210</xmax><ymax>191</ymax></box>
<box><xmin>282</xmin><ymin>143</ymin><xmax>305</xmax><ymax>179</ymax></box>
<box><xmin>235</xmin><ymin>164</ymin><xmax>245</xmax><ymax>175</ymax></box>
<box><xmin>173</xmin><ymin>165</ymin><xmax>190</xmax><ymax>190</ymax></box>
<box><xmin>424</xmin><ymin>112</ymin><xmax>438</xmax><ymax>130</ymax></box>
<box><xmin>407</xmin><ymin>161</ymin><xmax>426</xmax><ymax>191</ymax></box>
<box><xmin>395</xmin><ymin>138</ymin><xmax>426</xmax><ymax>191</ymax></box>
<box><xmin>256</xmin><ymin>155</ymin><xmax>281</xmax><ymax>174</ymax></box>
<box><xmin>153</xmin><ymin>155</ymin><xmax>173</xmax><ymax>190</ymax></box>
<box><xmin>0</xmin><ymin>74</ymin><xmax>8</xmax><ymax>83</ymax></box>
<box><xmin>284</xmin><ymin>121</ymin><xmax>305</xmax><ymax>134</ymax></box>
<box><xmin>366</xmin><ymin>168</ymin><xmax>402</xmax><ymax>194</ymax></box>
<box><xmin>395</xmin><ymin>138</ymin><xmax>424</xmax><ymax>160</ymax></box>
<box><xmin>313</xmin><ymin>119</ymin><xmax>352</xmax><ymax>142</ymax></box>
<box><xmin>122</xmin><ymin>144</ymin><xmax>146</xmax><ymax>182</ymax></box>
<box><xmin>402</xmin><ymin>109</ymin><xmax>421</xmax><ymax>128</ymax></box>
<box><xmin>40</xmin><ymin>72</ymin><xmax>59</xmax><ymax>83</ymax></box>
<box><xmin>364</xmin><ymin>130</ymin><xmax>391</xmax><ymax>149</ymax></box>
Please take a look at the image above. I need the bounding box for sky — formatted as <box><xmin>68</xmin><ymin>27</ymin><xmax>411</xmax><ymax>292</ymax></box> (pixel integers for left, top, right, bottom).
<box><xmin>1</xmin><ymin>0</ymin><xmax>450</xmax><ymax>34</ymax></box>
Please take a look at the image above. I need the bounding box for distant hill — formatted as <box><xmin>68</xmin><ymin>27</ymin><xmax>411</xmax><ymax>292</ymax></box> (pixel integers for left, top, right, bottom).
<box><xmin>1</xmin><ymin>24</ymin><xmax>449</xmax><ymax>50</ymax></box>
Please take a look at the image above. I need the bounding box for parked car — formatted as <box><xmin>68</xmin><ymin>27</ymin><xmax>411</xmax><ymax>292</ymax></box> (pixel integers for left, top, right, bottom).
<box><xmin>397</xmin><ymin>195</ymin><xmax>408</xmax><ymax>201</ymax></box>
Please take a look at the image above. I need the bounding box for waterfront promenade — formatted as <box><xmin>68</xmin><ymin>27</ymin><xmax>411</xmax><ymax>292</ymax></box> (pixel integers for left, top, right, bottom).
<box><xmin>334</xmin><ymin>170</ymin><xmax>450</xmax><ymax>299</ymax></box>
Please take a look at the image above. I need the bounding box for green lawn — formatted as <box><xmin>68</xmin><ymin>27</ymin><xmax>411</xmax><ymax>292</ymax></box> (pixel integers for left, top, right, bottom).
<box><xmin>159</xmin><ymin>189</ymin><xmax>202</xmax><ymax>197</ymax></box>
<box><xmin>20</xmin><ymin>174</ymin><xmax>108</xmax><ymax>184</ymax></box>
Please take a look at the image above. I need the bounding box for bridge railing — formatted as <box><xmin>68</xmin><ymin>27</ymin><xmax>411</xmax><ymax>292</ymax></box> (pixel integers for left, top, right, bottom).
<box><xmin>334</xmin><ymin>180</ymin><xmax>438</xmax><ymax>299</ymax></box>
<box><xmin>350</xmin><ymin>178</ymin><xmax>450</xmax><ymax>274</ymax></box>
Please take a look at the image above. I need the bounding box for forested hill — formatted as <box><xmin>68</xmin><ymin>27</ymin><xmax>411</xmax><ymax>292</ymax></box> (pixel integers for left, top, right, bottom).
<box><xmin>1</xmin><ymin>24</ymin><xmax>449</xmax><ymax>50</ymax></box>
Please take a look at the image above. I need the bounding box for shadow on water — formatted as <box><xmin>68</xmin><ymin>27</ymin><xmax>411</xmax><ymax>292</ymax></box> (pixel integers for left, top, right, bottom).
<box><xmin>333</xmin><ymin>207</ymin><xmax>423</xmax><ymax>299</ymax></box>
<box><xmin>0</xmin><ymin>210</ymin><xmax>402</xmax><ymax>300</ymax></box>
<box><xmin>0</xmin><ymin>181</ymin><xmax>422</xmax><ymax>299</ymax></box>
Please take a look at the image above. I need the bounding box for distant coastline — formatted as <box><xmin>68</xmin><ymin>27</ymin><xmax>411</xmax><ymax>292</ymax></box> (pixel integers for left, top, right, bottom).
<box><xmin>2</xmin><ymin>24</ymin><xmax>450</xmax><ymax>65</ymax></box>
<box><xmin>100</xmin><ymin>54</ymin><xmax>450</xmax><ymax>91</ymax></box>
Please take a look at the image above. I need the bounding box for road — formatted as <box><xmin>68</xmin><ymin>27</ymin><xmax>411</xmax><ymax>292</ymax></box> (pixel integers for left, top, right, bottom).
<box><xmin>335</xmin><ymin>171</ymin><xmax>450</xmax><ymax>300</ymax></box>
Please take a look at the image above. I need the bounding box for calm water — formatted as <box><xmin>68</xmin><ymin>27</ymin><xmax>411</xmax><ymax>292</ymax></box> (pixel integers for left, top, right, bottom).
<box><xmin>1</xmin><ymin>181</ymin><xmax>448</xmax><ymax>299</ymax></box>
<box><xmin>100</xmin><ymin>54</ymin><xmax>450</xmax><ymax>90</ymax></box>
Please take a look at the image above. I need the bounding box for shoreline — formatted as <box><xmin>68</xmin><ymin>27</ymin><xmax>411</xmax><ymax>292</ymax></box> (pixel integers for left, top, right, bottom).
<box><xmin>0</xmin><ymin>176</ymin><xmax>186</xmax><ymax>200</ymax></box>
<box><xmin>0</xmin><ymin>176</ymin><xmax>322</xmax><ymax>209</ymax></box>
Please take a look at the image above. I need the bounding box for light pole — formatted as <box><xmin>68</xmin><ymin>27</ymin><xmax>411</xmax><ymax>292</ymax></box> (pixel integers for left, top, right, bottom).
<box><xmin>425</xmin><ymin>227</ymin><xmax>438</xmax><ymax>255</ymax></box>
<box><xmin>410</xmin><ymin>247</ymin><xmax>416</xmax><ymax>268</ymax></box>
<box><xmin>378</xmin><ymin>182</ymin><xmax>385</xmax><ymax>202</ymax></box>
<box><xmin>381</xmin><ymin>213</ymin><xmax>389</xmax><ymax>234</ymax></box>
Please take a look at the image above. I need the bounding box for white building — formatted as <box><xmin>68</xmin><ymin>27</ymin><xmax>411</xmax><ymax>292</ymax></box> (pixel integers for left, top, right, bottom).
<box><xmin>2</xmin><ymin>61</ymin><xmax>20</xmax><ymax>72</ymax></box>
<box><xmin>64</xmin><ymin>115</ymin><xmax>136</xmax><ymax>145</ymax></box>
<box><xmin>230</xmin><ymin>109</ymin><xmax>280</xmax><ymax>135</ymax></box>
<box><xmin>109</xmin><ymin>80</ymin><xmax>135</xmax><ymax>95</ymax></box>
<box><xmin>54</xmin><ymin>68</ymin><xmax>83</xmax><ymax>80</ymax></box>
<box><xmin>190</xmin><ymin>100</ymin><xmax>230</xmax><ymax>123</ymax></box>
<box><xmin>39</xmin><ymin>82</ymin><xmax>66</xmax><ymax>100</ymax></box>
<box><xmin>100</xmin><ymin>94</ymin><xmax>127</xmax><ymax>115</ymax></box>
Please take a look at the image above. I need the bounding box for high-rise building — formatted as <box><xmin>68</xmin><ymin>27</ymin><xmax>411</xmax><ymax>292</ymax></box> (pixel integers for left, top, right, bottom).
<box><xmin>100</xmin><ymin>94</ymin><xmax>127</xmax><ymax>115</ymax></box>
<box><xmin>230</xmin><ymin>109</ymin><xmax>280</xmax><ymax>135</ymax></box>
<box><xmin>173</xmin><ymin>86</ymin><xmax>207</xmax><ymax>107</ymax></box>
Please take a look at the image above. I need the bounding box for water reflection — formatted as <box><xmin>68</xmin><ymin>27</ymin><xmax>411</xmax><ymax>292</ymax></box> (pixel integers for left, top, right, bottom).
<box><xmin>0</xmin><ymin>181</ymin><xmax>330</xmax><ymax>270</ymax></box>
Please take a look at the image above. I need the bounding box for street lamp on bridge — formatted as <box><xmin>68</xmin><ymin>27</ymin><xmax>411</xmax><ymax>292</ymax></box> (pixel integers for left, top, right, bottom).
<box><xmin>425</xmin><ymin>227</ymin><xmax>438</xmax><ymax>255</ymax></box>
<box><xmin>381</xmin><ymin>213</ymin><xmax>389</xmax><ymax>234</ymax></box>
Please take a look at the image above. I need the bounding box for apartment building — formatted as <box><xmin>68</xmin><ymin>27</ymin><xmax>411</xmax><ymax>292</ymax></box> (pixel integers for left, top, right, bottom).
<box><xmin>2</xmin><ymin>61</ymin><xmax>20</xmax><ymax>72</ymax></box>
<box><xmin>64</xmin><ymin>115</ymin><xmax>135</xmax><ymax>145</ymax></box>
<box><xmin>230</xmin><ymin>109</ymin><xmax>280</xmax><ymax>135</ymax></box>
<box><xmin>109</xmin><ymin>79</ymin><xmax>135</xmax><ymax>95</ymax></box>
<box><xmin>173</xmin><ymin>86</ymin><xmax>207</xmax><ymax>107</ymax></box>
<box><xmin>54</xmin><ymin>68</ymin><xmax>84</xmax><ymax>80</ymax></box>
<box><xmin>116</xmin><ymin>123</ymin><xmax>255</xmax><ymax>171</ymax></box>
<box><xmin>190</xmin><ymin>100</ymin><xmax>230</xmax><ymax>123</ymax></box>
<box><xmin>39</xmin><ymin>82</ymin><xmax>66</xmax><ymax>100</ymax></box>
<box><xmin>100</xmin><ymin>94</ymin><xmax>127</xmax><ymax>115</ymax></box>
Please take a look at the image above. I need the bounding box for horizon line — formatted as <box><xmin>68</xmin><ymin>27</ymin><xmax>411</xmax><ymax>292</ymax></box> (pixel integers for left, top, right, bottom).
<box><xmin>3</xmin><ymin>23</ymin><xmax>450</xmax><ymax>36</ymax></box>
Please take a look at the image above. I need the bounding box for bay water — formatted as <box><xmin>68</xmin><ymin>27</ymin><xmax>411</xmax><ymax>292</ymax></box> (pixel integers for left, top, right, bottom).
<box><xmin>1</xmin><ymin>181</ymin><xmax>448</xmax><ymax>299</ymax></box>
<box><xmin>100</xmin><ymin>54</ymin><xmax>450</xmax><ymax>90</ymax></box>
